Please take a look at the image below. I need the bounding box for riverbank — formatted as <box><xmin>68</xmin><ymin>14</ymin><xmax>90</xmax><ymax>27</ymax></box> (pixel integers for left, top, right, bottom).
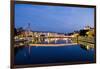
<box><xmin>29</xmin><ymin>43</ymin><xmax>78</xmax><ymax>46</ymax></box>
<box><xmin>14</xmin><ymin>43</ymin><xmax>78</xmax><ymax>47</ymax></box>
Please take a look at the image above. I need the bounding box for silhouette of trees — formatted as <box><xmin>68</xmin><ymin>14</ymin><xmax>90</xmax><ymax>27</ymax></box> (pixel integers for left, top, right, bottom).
<box><xmin>14</xmin><ymin>27</ymin><xmax>24</xmax><ymax>36</ymax></box>
<box><xmin>79</xmin><ymin>29</ymin><xmax>89</xmax><ymax>36</ymax></box>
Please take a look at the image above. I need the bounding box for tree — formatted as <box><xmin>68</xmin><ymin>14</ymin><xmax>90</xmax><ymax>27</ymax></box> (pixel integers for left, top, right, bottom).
<box><xmin>79</xmin><ymin>29</ymin><xmax>89</xmax><ymax>36</ymax></box>
<box><xmin>86</xmin><ymin>30</ymin><xmax>94</xmax><ymax>37</ymax></box>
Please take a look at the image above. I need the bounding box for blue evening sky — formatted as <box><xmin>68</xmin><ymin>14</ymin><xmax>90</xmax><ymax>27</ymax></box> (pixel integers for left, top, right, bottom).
<box><xmin>15</xmin><ymin>4</ymin><xmax>94</xmax><ymax>33</ymax></box>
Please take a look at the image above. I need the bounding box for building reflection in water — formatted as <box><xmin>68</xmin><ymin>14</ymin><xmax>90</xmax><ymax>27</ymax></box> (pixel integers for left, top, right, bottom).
<box><xmin>43</xmin><ymin>38</ymin><xmax>72</xmax><ymax>44</ymax></box>
<box><xmin>80</xmin><ymin>44</ymin><xmax>94</xmax><ymax>51</ymax></box>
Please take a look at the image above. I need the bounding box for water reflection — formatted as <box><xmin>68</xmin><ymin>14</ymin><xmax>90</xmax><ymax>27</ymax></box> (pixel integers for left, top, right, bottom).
<box><xmin>80</xmin><ymin>44</ymin><xmax>94</xmax><ymax>51</ymax></box>
<box><xmin>14</xmin><ymin>38</ymin><xmax>72</xmax><ymax>54</ymax></box>
<box><xmin>14</xmin><ymin>44</ymin><xmax>95</xmax><ymax>65</ymax></box>
<box><xmin>31</xmin><ymin>38</ymin><xmax>72</xmax><ymax>44</ymax></box>
<box><xmin>14</xmin><ymin>37</ymin><xmax>95</xmax><ymax>56</ymax></box>
<box><xmin>14</xmin><ymin>37</ymin><xmax>95</xmax><ymax>65</ymax></box>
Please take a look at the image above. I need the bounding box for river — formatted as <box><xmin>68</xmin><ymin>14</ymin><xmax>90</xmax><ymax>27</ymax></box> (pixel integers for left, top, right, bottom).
<box><xmin>14</xmin><ymin>38</ymin><xmax>95</xmax><ymax>65</ymax></box>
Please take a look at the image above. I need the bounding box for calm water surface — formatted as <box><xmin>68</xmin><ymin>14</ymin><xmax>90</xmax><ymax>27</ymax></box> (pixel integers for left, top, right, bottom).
<box><xmin>14</xmin><ymin>44</ymin><xmax>95</xmax><ymax>65</ymax></box>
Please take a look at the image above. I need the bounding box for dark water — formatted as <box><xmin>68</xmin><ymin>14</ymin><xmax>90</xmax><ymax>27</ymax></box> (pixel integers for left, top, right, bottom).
<box><xmin>14</xmin><ymin>44</ymin><xmax>95</xmax><ymax>65</ymax></box>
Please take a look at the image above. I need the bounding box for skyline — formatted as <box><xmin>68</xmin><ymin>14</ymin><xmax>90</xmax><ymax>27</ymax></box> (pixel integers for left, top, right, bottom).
<box><xmin>15</xmin><ymin>4</ymin><xmax>94</xmax><ymax>33</ymax></box>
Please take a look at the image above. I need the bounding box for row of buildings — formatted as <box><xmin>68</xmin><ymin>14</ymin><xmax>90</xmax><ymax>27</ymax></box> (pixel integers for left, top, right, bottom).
<box><xmin>14</xmin><ymin>29</ymin><xmax>67</xmax><ymax>40</ymax></box>
<box><xmin>14</xmin><ymin>25</ymin><xmax>94</xmax><ymax>40</ymax></box>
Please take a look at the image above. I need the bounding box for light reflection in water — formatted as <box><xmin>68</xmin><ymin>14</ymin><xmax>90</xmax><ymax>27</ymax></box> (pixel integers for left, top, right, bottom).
<box><xmin>43</xmin><ymin>38</ymin><xmax>72</xmax><ymax>44</ymax></box>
